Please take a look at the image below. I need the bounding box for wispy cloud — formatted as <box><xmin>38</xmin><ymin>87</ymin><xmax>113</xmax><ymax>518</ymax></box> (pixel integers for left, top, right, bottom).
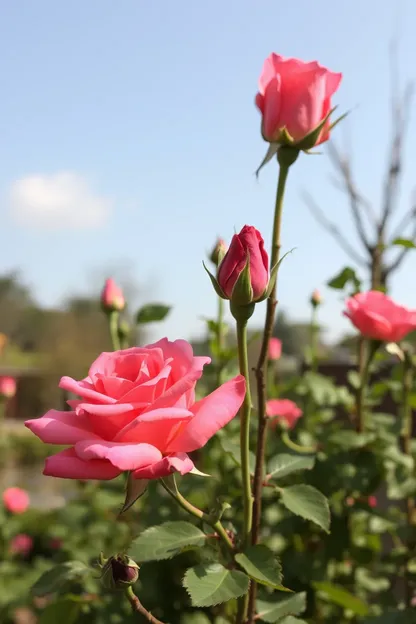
<box><xmin>9</xmin><ymin>172</ymin><xmax>111</xmax><ymax>229</ymax></box>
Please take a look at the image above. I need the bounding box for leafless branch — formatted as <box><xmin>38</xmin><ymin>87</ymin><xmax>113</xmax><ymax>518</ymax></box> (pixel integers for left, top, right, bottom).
<box><xmin>327</xmin><ymin>141</ymin><xmax>373</xmax><ymax>250</ymax></box>
<box><xmin>390</xmin><ymin>202</ymin><xmax>416</xmax><ymax>242</ymax></box>
<box><xmin>386</xmin><ymin>214</ymin><xmax>416</xmax><ymax>275</ymax></box>
<box><xmin>379</xmin><ymin>44</ymin><xmax>414</xmax><ymax>237</ymax></box>
<box><xmin>303</xmin><ymin>191</ymin><xmax>367</xmax><ymax>265</ymax></box>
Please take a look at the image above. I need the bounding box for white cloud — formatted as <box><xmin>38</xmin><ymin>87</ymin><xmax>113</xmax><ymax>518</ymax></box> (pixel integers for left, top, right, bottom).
<box><xmin>9</xmin><ymin>172</ymin><xmax>111</xmax><ymax>229</ymax></box>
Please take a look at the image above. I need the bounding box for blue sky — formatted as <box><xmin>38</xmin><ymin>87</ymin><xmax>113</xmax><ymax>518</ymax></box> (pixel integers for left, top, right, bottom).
<box><xmin>0</xmin><ymin>0</ymin><xmax>415</xmax><ymax>345</ymax></box>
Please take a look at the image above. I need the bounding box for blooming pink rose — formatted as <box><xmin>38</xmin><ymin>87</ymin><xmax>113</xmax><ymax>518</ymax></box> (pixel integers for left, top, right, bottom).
<box><xmin>255</xmin><ymin>53</ymin><xmax>342</xmax><ymax>146</ymax></box>
<box><xmin>367</xmin><ymin>495</ymin><xmax>377</xmax><ymax>508</ymax></box>
<box><xmin>266</xmin><ymin>399</ymin><xmax>302</xmax><ymax>429</ymax></box>
<box><xmin>268</xmin><ymin>338</ymin><xmax>282</xmax><ymax>360</ymax></box>
<box><xmin>217</xmin><ymin>225</ymin><xmax>269</xmax><ymax>303</ymax></box>
<box><xmin>25</xmin><ymin>339</ymin><xmax>245</xmax><ymax>486</ymax></box>
<box><xmin>0</xmin><ymin>376</ymin><xmax>17</xmax><ymax>399</ymax></box>
<box><xmin>344</xmin><ymin>291</ymin><xmax>416</xmax><ymax>342</ymax></box>
<box><xmin>10</xmin><ymin>534</ymin><xmax>33</xmax><ymax>556</ymax></box>
<box><xmin>101</xmin><ymin>278</ymin><xmax>125</xmax><ymax>312</ymax></box>
<box><xmin>3</xmin><ymin>487</ymin><xmax>30</xmax><ymax>514</ymax></box>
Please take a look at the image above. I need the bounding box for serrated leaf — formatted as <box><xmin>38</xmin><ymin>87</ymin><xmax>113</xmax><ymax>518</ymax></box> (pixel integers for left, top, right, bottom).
<box><xmin>256</xmin><ymin>592</ymin><xmax>307</xmax><ymax>622</ymax></box>
<box><xmin>183</xmin><ymin>563</ymin><xmax>249</xmax><ymax>607</ymax></box>
<box><xmin>130</xmin><ymin>521</ymin><xmax>206</xmax><ymax>562</ymax></box>
<box><xmin>267</xmin><ymin>454</ymin><xmax>315</xmax><ymax>480</ymax></box>
<box><xmin>313</xmin><ymin>582</ymin><xmax>369</xmax><ymax>616</ymax></box>
<box><xmin>235</xmin><ymin>545</ymin><xmax>287</xmax><ymax>590</ymax></box>
<box><xmin>136</xmin><ymin>303</ymin><xmax>171</xmax><ymax>324</ymax></box>
<box><xmin>32</xmin><ymin>562</ymin><xmax>90</xmax><ymax>597</ymax></box>
<box><xmin>279</xmin><ymin>485</ymin><xmax>330</xmax><ymax>533</ymax></box>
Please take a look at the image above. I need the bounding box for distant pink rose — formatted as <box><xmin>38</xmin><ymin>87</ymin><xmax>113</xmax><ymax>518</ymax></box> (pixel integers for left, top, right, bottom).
<box><xmin>367</xmin><ymin>495</ymin><xmax>377</xmax><ymax>508</ymax></box>
<box><xmin>10</xmin><ymin>534</ymin><xmax>33</xmax><ymax>557</ymax></box>
<box><xmin>346</xmin><ymin>496</ymin><xmax>355</xmax><ymax>507</ymax></box>
<box><xmin>255</xmin><ymin>53</ymin><xmax>342</xmax><ymax>146</ymax></box>
<box><xmin>310</xmin><ymin>289</ymin><xmax>322</xmax><ymax>307</ymax></box>
<box><xmin>344</xmin><ymin>291</ymin><xmax>416</xmax><ymax>342</ymax></box>
<box><xmin>266</xmin><ymin>399</ymin><xmax>302</xmax><ymax>429</ymax></box>
<box><xmin>101</xmin><ymin>278</ymin><xmax>125</xmax><ymax>312</ymax></box>
<box><xmin>3</xmin><ymin>487</ymin><xmax>30</xmax><ymax>514</ymax></box>
<box><xmin>50</xmin><ymin>537</ymin><xmax>63</xmax><ymax>549</ymax></box>
<box><xmin>217</xmin><ymin>225</ymin><xmax>269</xmax><ymax>304</ymax></box>
<box><xmin>25</xmin><ymin>339</ymin><xmax>245</xmax><ymax>488</ymax></box>
<box><xmin>0</xmin><ymin>376</ymin><xmax>17</xmax><ymax>399</ymax></box>
<box><xmin>268</xmin><ymin>338</ymin><xmax>282</xmax><ymax>360</ymax></box>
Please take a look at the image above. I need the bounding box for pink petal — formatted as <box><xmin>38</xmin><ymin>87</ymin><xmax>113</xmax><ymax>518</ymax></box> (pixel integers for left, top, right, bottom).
<box><xmin>114</xmin><ymin>407</ymin><xmax>193</xmax><ymax>448</ymax></box>
<box><xmin>59</xmin><ymin>376</ymin><xmax>116</xmax><ymax>404</ymax></box>
<box><xmin>44</xmin><ymin>448</ymin><xmax>121</xmax><ymax>480</ymax></box>
<box><xmin>25</xmin><ymin>409</ymin><xmax>97</xmax><ymax>445</ymax></box>
<box><xmin>74</xmin><ymin>440</ymin><xmax>162</xmax><ymax>471</ymax></box>
<box><xmin>133</xmin><ymin>452</ymin><xmax>194</xmax><ymax>480</ymax></box>
<box><xmin>167</xmin><ymin>375</ymin><xmax>246</xmax><ymax>453</ymax></box>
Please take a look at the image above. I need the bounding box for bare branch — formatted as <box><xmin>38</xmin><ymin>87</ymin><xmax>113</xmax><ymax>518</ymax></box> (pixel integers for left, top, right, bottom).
<box><xmin>329</xmin><ymin>174</ymin><xmax>377</xmax><ymax>226</ymax></box>
<box><xmin>302</xmin><ymin>191</ymin><xmax>367</xmax><ymax>266</ymax></box>
<box><xmin>379</xmin><ymin>44</ymin><xmax>414</xmax><ymax>237</ymax></box>
<box><xmin>327</xmin><ymin>141</ymin><xmax>373</xmax><ymax>250</ymax></box>
<box><xmin>386</xmin><ymin>214</ymin><xmax>416</xmax><ymax>275</ymax></box>
<box><xmin>389</xmin><ymin>202</ymin><xmax>416</xmax><ymax>242</ymax></box>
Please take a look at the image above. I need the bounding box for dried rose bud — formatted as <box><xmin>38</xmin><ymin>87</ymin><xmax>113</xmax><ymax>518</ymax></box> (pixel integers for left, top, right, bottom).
<box><xmin>101</xmin><ymin>554</ymin><xmax>139</xmax><ymax>590</ymax></box>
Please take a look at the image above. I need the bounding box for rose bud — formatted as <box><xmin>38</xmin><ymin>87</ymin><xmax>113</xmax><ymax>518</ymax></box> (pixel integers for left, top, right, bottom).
<box><xmin>3</xmin><ymin>487</ymin><xmax>30</xmax><ymax>514</ymax></box>
<box><xmin>310</xmin><ymin>289</ymin><xmax>322</xmax><ymax>307</ymax></box>
<box><xmin>209</xmin><ymin>238</ymin><xmax>227</xmax><ymax>266</ymax></box>
<box><xmin>0</xmin><ymin>376</ymin><xmax>17</xmax><ymax>400</ymax></box>
<box><xmin>101</xmin><ymin>554</ymin><xmax>140</xmax><ymax>590</ymax></box>
<box><xmin>101</xmin><ymin>278</ymin><xmax>125</xmax><ymax>313</ymax></box>
<box><xmin>266</xmin><ymin>399</ymin><xmax>302</xmax><ymax>430</ymax></box>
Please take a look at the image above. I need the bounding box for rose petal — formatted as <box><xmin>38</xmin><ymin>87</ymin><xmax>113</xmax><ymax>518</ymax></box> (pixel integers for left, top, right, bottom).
<box><xmin>167</xmin><ymin>375</ymin><xmax>246</xmax><ymax>453</ymax></box>
<box><xmin>44</xmin><ymin>448</ymin><xmax>121</xmax><ymax>480</ymax></box>
<box><xmin>25</xmin><ymin>409</ymin><xmax>97</xmax><ymax>445</ymax></box>
<box><xmin>132</xmin><ymin>452</ymin><xmax>194</xmax><ymax>480</ymax></box>
<box><xmin>59</xmin><ymin>376</ymin><xmax>116</xmax><ymax>404</ymax></box>
<box><xmin>74</xmin><ymin>440</ymin><xmax>162</xmax><ymax>471</ymax></box>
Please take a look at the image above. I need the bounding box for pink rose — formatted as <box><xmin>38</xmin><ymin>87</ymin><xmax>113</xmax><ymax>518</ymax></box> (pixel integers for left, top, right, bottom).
<box><xmin>255</xmin><ymin>53</ymin><xmax>342</xmax><ymax>147</ymax></box>
<box><xmin>344</xmin><ymin>291</ymin><xmax>416</xmax><ymax>342</ymax></box>
<box><xmin>268</xmin><ymin>338</ymin><xmax>282</xmax><ymax>361</ymax></box>
<box><xmin>3</xmin><ymin>487</ymin><xmax>30</xmax><ymax>514</ymax></box>
<box><xmin>310</xmin><ymin>289</ymin><xmax>322</xmax><ymax>307</ymax></box>
<box><xmin>0</xmin><ymin>376</ymin><xmax>17</xmax><ymax>399</ymax></box>
<box><xmin>25</xmin><ymin>339</ymin><xmax>245</xmax><ymax>486</ymax></box>
<box><xmin>266</xmin><ymin>399</ymin><xmax>302</xmax><ymax>429</ymax></box>
<box><xmin>217</xmin><ymin>225</ymin><xmax>269</xmax><ymax>303</ymax></box>
<box><xmin>10</xmin><ymin>534</ymin><xmax>33</xmax><ymax>556</ymax></box>
<box><xmin>101</xmin><ymin>278</ymin><xmax>125</xmax><ymax>312</ymax></box>
<box><xmin>367</xmin><ymin>496</ymin><xmax>377</xmax><ymax>508</ymax></box>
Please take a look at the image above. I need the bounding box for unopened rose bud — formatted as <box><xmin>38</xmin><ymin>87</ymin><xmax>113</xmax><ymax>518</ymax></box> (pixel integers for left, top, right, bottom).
<box><xmin>310</xmin><ymin>289</ymin><xmax>322</xmax><ymax>307</ymax></box>
<box><xmin>209</xmin><ymin>238</ymin><xmax>227</xmax><ymax>266</ymax></box>
<box><xmin>268</xmin><ymin>338</ymin><xmax>282</xmax><ymax>360</ymax></box>
<box><xmin>0</xmin><ymin>376</ymin><xmax>17</xmax><ymax>400</ymax></box>
<box><xmin>101</xmin><ymin>554</ymin><xmax>139</xmax><ymax>590</ymax></box>
<box><xmin>101</xmin><ymin>278</ymin><xmax>125</xmax><ymax>313</ymax></box>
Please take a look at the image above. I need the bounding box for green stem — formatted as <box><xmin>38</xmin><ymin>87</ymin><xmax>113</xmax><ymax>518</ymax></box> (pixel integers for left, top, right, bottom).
<box><xmin>160</xmin><ymin>476</ymin><xmax>234</xmax><ymax>553</ymax></box>
<box><xmin>281</xmin><ymin>430</ymin><xmax>317</xmax><ymax>454</ymax></box>
<box><xmin>236</xmin><ymin>318</ymin><xmax>253</xmax><ymax>549</ymax></box>
<box><xmin>310</xmin><ymin>306</ymin><xmax>319</xmax><ymax>374</ymax></box>
<box><xmin>356</xmin><ymin>339</ymin><xmax>379</xmax><ymax>433</ymax></box>
<box><xmin>249</xmin><ymin>149</ymin><xmax>297</xmax><ymax>624</ymax></box>
<box><xmin>125</xmin><ymin>586</ymin><xmax>165</xmax><ymax>623</ymax></box>
<box><xmin>401</xmin><ymin>357</ymin><xmax>414</xmax><ymax>607</ymax></box>
<box><xmin>217</xmin><ymin>295</ymin><xmax>225</xmax><ymax>386</ymax></box>
<box><xmin>109</xmin><ymin>311</ymin><xmax>121</xmax><ymax>351</ymax></box>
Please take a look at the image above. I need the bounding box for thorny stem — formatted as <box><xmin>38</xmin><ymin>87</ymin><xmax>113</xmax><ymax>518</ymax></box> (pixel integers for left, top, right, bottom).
<box><xmin>125</xmin><ymin>586</ymin><xmax>166</xmax><ymax>624</ymax></box>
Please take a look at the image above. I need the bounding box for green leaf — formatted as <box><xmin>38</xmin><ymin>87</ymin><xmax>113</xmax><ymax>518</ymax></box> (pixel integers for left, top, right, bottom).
<box><xmin>235</xmin><ymin>545</ymin><xmax>287</xmax><ymax>590</ymax></box>
<box><xmin>279</xmin><ymin>485</ymin><xmax>330</xmax><ymax>533</ymax></box>
<box><xmin>32</xmin><ymin>561</ymin><xmax>90</xmax><ymax>597</ymax></box>
<box><xmin>327</xmin><ymin>266</ymin><xmax>361</xmax><ymax>292</ymax></box>
<box><xmin>365</xmin><ymin>610</ymin><xmax>416</xmax><ymax>623</ymax></box>
<box><xmin>392</xmin><ymin>237</ymin><xmax>416</xmax><ymax>249</ymax></box>
<box><xmin>267</xmin><ymin>454</ymin><xmax>315</xmax><ymax>480</ymax></box>
<box><xmin>329</xmin><ymin>430</ymin><xmax>375</xmax><ymax>449</ymax></box>
<box><xmin>279</xmin><ymin>619</ymin><xmax>308</xmax><ymax>624</ymax></box>
<box><xmin>183</xmin><ymin>563</ymin><xmax>249</xmax><ymax>607</ymax></box>
<box><xmin>219</xmin><ymin>437</ymin><xmax>256</xmax><ymax>475</ymax></box>
<box><xmin>136</xmin><ymin>303</ymin><xmax>171</xmax><ymax>324</ymax></box>
<box><xmin>256</xmin><ymin>592</ymin><xmax>307</xmax><ymax>622</ymax></box>
<box><xmin>313</xmin><ymin>582</ymin><xmax>370</xmax><ymax>616</ymax></box>
<box><xmin>39</xmin><ymin>599</ymin><xmax>81</xmax><ymax>624</ymax></box>
<box><xmin>130</xmin><ymin>521</ymin><xmax>206</xmax><ymax>562</ymax></box>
